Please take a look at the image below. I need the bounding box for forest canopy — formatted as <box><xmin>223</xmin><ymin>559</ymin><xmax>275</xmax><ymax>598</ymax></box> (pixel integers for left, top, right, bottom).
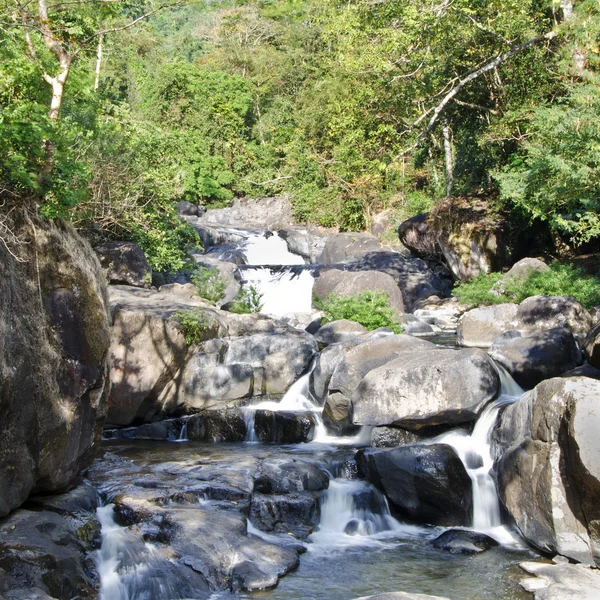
<box><xmin>1</xmin><ymin>0</ymin><xmax>599</xmax><ymax>270</ymax></box>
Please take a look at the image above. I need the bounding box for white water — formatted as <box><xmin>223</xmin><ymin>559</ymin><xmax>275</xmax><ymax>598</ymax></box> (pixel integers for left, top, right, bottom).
<box><xmin>240</xmin><ymin>233</ymin><xmax>315</xmax><ymax>316</ymax></box>
<box><xmin>434</xmin><ymin>365</ymin><xmax>524</xmax><ymax>544</ymax></box>
<box><xmin>176</xmin><ymin>418</ymin><xmax>189</xmax><ymax>442</ymax></box>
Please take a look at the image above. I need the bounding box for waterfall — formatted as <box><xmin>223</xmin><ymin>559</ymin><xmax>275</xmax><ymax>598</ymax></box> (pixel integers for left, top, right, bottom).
<box><xmin>434</xmin><ymin>364</ymin><xmax>524</xmax><ymax>543</ymax></box>
<box><xmin>175</xmin><ymin>418</ymin><xmax>189</xmax><ymax>442</ymax></box>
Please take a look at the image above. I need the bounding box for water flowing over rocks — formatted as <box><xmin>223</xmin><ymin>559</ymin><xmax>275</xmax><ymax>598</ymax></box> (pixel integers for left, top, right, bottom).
<box><xmin>494</xmin><ymin>376</ymin><xmax>600</xmax><ymax>564</ymax></box>
<box><xmin>356</xmin><ymin>445</ymin><xmax>472</xmax><ymax>526</ymax></box>
<box><xmin>352</xmin><ymin>348</ymin><xmax>500</xmax><ymax>429</ymax></box>
<box><xmin>355</xmin><ymin>594</ymin><xmax>452</xmax><ymax>600</ymax></box>
<box><xmin>0</xmin><ymin>219</ymin><xmax>110</xmax><ymax>518</ymax></box>
<box><xmin>279</xmin><ymin>227</ymin><xmax>329</xmax><ymax>263</ymax></box>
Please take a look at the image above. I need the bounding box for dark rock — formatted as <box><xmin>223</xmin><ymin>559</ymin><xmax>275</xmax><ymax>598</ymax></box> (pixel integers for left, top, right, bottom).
<box><xmin>370</xmin><ymin>427</ymin><xmax>422</xmax><ymax>448</ymax></box>
<box><xmin>356</xmin><ymin>444</ymin><xmax>472</xmax><ymax>526</ymax></box>
<box><xmin>488</xmin><ymin>327</ymin><xmax>583</xmax><ymax>389</ymax></box>
<box><xmin>397</xmin><ymin>213</ymin><xmax>442</xmax><ymax>259</ymax></box>
<box><xmin>177</xmin><ymin>201</ymin><xmax>205</xmax><ymax>217</ymax></box>
<box><xmin>254</xmin><ymin>410</ymin><xmax>317</xmax><ymax>444</ymax></box>
<box><xmin>186</xmin><ymin>409</ymin><xmax>247</xmax><ymax>443</ymax></box>
<box><xmin>584</xmin><ymin>322</ymin><xmax>600</xmax><ymax>369</ymax></box>
<box><xmin>254</xmin><ymin>457</ymin><xmax>329</xmax><ymax>493</ymax></box>
<box><xmin>430</xmin><ymin>529</ymin><xmax>499</xmax><ymax>554</ymax></box>
<box><xmin>250</xmin><ymin>492</ymin><xmax>321</xmax><ymax>538</ymax></box>
<box><xmin>561</xmin><ymin>364</ymin><xmax>600</xmax><ymax>381</ymax></box>
<box><xmin>95</xmin><ymin>240</ymin><xmax>152</xmax><ymax>288</ymax></box>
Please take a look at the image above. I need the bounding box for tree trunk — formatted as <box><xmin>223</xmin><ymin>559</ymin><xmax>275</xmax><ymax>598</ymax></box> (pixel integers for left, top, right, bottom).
<box><xmin>94</xmin><ymin>35</ymin><xmax>103</xmax><ymax>91</ymax></box>
<box><xmin>443</xmin><ymin>121</ymin><xmax>454</xmax><ymax>197</ymax></box>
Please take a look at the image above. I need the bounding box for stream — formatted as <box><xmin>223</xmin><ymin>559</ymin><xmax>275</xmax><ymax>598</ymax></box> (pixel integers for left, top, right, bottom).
<box><xmin>92</xmin><ymin>228</ymin><xmax>539</xmax><ymax>600</ymax></box>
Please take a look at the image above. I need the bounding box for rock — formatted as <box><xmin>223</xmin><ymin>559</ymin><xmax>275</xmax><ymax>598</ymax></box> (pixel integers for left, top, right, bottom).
<box><xmin>186</xmin><ymin>222</ymin><xmax>246</xmax><ymax>249</ymax></box>
<box><xmin>430</xmin><ymin>529</ymin><xmax>499</xmax><ymax>554</ymax></box>
<box><xmin>196</xmin><ymin>196</ymin><xmax>293</xmax><ymax>230</ymax></box>
<box><xmin>313</xmin><ymin>269</ymin><xmax>405</xmax><ymax>323</ymax></box>
<box><xmin>397</xmin><ymin>213</ymin><xmax>442</xmax><ymax>259</ymax></box>
<box><xmin>95</xmin><ymin>240</ymin><xmax>152</xmax><ymax>288</ymax></box>
<box><xmin>317</xmin><ymin>233</ymin><xmax>382</xmax><ymax>264</ymax></box>
<box><xmin>561</xmin><ymin>364</ymin><xmax>600</xmax><ymax>381</ymax></box>
<box><xmin>254</xmin><ymin>457</ymin><xmax>329</xmax><ymax>493</ymax></box>
<box><xmin>519</xmin><ymin>561</ymin><xmax>600</xmax><ymax>600</ymax></box>
<box><xmin>186</xmin><ymin>409</ymin><xmax>247</xmax><ymax>443</ymax></box>
<box><xmin>191</xmin><ymin>254</ymin><xmax>241</xmax><ymax>306</ymax></box>
<box><xmin>352</xmin><ymin>348</ymin><xmax>499</xmax><ymax>429</ymax></box>
<box><xmin>457</xmin><ymin>303</ymin><xmax>519</xmax><ymax>348</ymax></box>
<box><xmin>279</xmin><ymin>228</ymin><xmax>329</xmax><ymax>264</ymax></box>
<box><xmin>413</xmin><ymin>300</ymin><xmax>465</xmax><ymax>331</ymax></box>
<box><xmin>370</xmin><ymin>208</ymin><xmax>395</xmax><ymax>237</ymax></box>
<box><xmin>517</xmin><ymin>295</ymin><xmax>592</xmax><ymax>337</ymax></box>
<box><xmin>356</xmin><ymin>445</ymin><xmax>472</xmax><ymax>526</ymax></box>
<box><xmin>369</xmin><ymin>427</ymin><xmax>422</xmax><ymax>448</ymax></box>
<box><xmin>354</xmin><ymin>593</ymin><xmax>451</xmax><ymax>600</ymax></box>
<box><xmin>323</xmin><ymin>392</ymin><xmax>360</xmax><ymax>436</ymax></box>
<box><xmin>491</xmin><ymin>258</ymin><xmax>550</xmax><ymax>296</ymax></box>
<box><xmin>488</xmin><ymin>328</ymin><xmax>583</xmax><ymax>389</ymax></box>
<box><xmin>313</xmin><ymin>319</ymin><xmax>368</xmax><ymax>347</ymax></box>
<box><xmin>128</xmin><ymin>419</ymin><xmax>182</xmax><ymax>441</ymax></box>
<box><xmin>404</xmin><ymin>315</ymin><xmax>437</xmax><ymax>337</ymax></box>
<box><xmin>0</xmin><ymin>220</ymin><xmax>110</xmax><ymax>517</ymax></box>
<box><xmin>250</xmin><ymin>492</ymin><xmax>321</xmax><ymax>538</ymax></box>
<box><xmin>495</xmin><ymin>377</ymin><xmax>600</xmax><ymax>564</ymax></box>
<box><xmin>177</xmin><ymin>200</ymin><xmax>205</xmax><ymax>217</ymax></box>
<box><xmin>254</xmin><ymin>410</ymin><xmax>317</xmax><ymax>444</ymax></box>
<box><xmin>584</xmin><ymin>322</ymin><xmax>600</xmax><ymax>369</ymax></box>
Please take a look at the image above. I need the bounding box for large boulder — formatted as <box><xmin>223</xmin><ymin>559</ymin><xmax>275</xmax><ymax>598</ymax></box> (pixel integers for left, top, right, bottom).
<box><xmin>95</xmin><ymin>240</ymin><xmax>152</xmax><ymax>288</ymax></box>
<box><xmin>519</xmin><ymin>561</ymin><xmax>600</xmax><ymax>600</ymax></box>
<box><xmin>495</xmin><ymin>377</ymin><xmax>600</xmax><ymax>564</ymax></box>
<box><xmin>279</xmin><ymin>228</ymin><xmax>328</xmax><ymax>264</ymax></box>
<box><xmin>352</xmin><ymin>348</ymin><xmax>499</xmax><ymax>429</ymax></box>
<box><xmin>196</xmin><ymin>196</ymin><xmax>293</xmax><ymax>230</ymax></box>
<box><xmin>397</xmin><ymin>213</ymin><xmax>442</xmax><ymax>259</ymax></box>
<box><xmin>488</xmin><ymin>328</ymin><xmax>583</xmax><ymax>389</ymax></box>
<box><xmin>317</xmin><ymin>233</ymin><xmax>382</xmax><ymax>264</ymax></box>
<box><xmin>356</xmin><ymin>445</ymin><xmax>472</xmax><ymax>526</ymax></box>
<box><xmin>0</xmin><ymin>219</ymin><xmax>110</xmax><ymax>517</ymax></box>
<box><xmin>429</xmin><ymin>529</ymin><xmax>499</xmax><ymax>554</ymax></box>
<box><xmin>457</xmin><ymin>303</ymin><xmax>519</xmax><ymax>348</ymax></box>
<box><xmin>313</xmin><ymin>269</ymin><xmax>405</xmax><ymax>323</ymax></box>
<box><xmin>254</xmin><ymin>410</ymin><xmax>317</xmax><ymax>444</ymax></box>
<box><xmin>490</xmin><ymin>257</ymin><xmax>549</xmax><ymax>296</ymax></box>
<box><xmin>313</xmin><ymin>320</ymin><xmax>369</xmax><ymax>347</ymax></box>
<box><xmin>584</xmin><ymin>322</ymin><xmax>600</xmax><ymax>369</ymax></box>
<box><xmin>254</xmin><ymin>457</ymin><xmax>329</xmax><ymax>494</ymax></box>
<box><xmin>516</xmin><ymin>295</ymin><xmax>592</xmax><ymax>337</ymax></box>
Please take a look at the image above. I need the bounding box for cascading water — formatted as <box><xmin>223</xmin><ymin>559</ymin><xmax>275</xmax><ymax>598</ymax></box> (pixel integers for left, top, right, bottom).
<box><xmin>434</xmin><ymin>364</ymin><xmax>524</xmax><ymax>543</ymax></box>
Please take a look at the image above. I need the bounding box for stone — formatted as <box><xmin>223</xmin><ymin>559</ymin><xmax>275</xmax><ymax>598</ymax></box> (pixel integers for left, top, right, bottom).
<box><xmin>404</xmin><ymin>315</ymin><xmax>437</xmax><ymax>337</ymax></box>
<box><xmin>370</xmin><ymin>208</ymin><xmax>395</xmax><ymax>237</ymax></box>
<box><xmin>313</xmin><ymin>268</ymin><xmax>405</xmax><ymax>323</ymax></box>
<box><xmin>317</xmin><ymin>233</ymin><xmax>382</xmax><ymax>264</ymax></box>
<box><xmin>254</xmin><ymin>410</ymin><xmax>317</xmax><ymax>444</ymax></box>
<box><xmin>352</xmin><ymin>348</ymin><xmax>499</xmax><ymax>429</ymax></box>
<box><xmin>457</xmin><ymin>303</ymin><xmax>519</xmax><ymax>348</ymax></box>
<box><xmin>254</xmin><ymin>457</ymin><xmax>330</xmax><ymax>493</ymax></box>
<box><xmin>516</xmin><ymin>295</ymin><xmax>592</xmax><ymax>336</ymax></box>
<box><xmin>584</xmin><ymin>321</ymin><xmax>600</xmax><ymax>369</ymax></box>
<box><xmin>490</xmin><ymin>258</ymin><xmax>550</xmax><ymax>296</ymax></box>
<box><xmin>519</xmin><ymin>561</ymin><xmax>600</xmax><ymax>600</ymax></box>
<box><xmin>177</xmin><ymin>200</ymin><xmax>205</xmax><ymax>216</ymax></box>
<box><xmin>495</xmin><ymin>377</ymin><xmax>600</xmax><ymax>564</ymax></box>
<box><xmin>186</xmin><ymin>409</ymin><xmax>247</xmax><ymax>443</ymax></box>
<box><xmin>191</xmin><ymin>254</ymin><xmax>241</xmax><ymax>306</ymax></box>
<box><xmin>313</xmin><ymin>319</ymin><xmax>368</xmax><ymax>347</ymax></box>
<box><xmin>0</xmin><ymin>220</ymin><xmax>110</xmax><ymax>517</ymax></box>
<box><xmin>322</xmin><ymin>392</ymin><xmax>360</xmax><ymax>436</ymax></box>
<box><xmin>354</xmin><ymin>593</ymin><xmax>451</xmax><ymax>600</ymax></box>
<box><xmin>397</xmin><ymin>213</ymin><xmax>442</xmax><ymax>259</ymax></box>
<box><xmin>279</xmin><ymin>228</ymin><xmax>329</xmax><ymax>264</ymax></box>
<box><xmin>356</xmin><ymin>445</ymin><xmax>472</xmax><ymax>526</ymax></box>
<box><xmin>413</xmin><ymin>300</ymin><xmax>465</xmax><ymax>331</ymax></box>
<box><xmin>430</xmin><ymin>529</ymin><xmax>499</xmax><ymax>554</ymax></box>
<box><xmin>488</xmin><ymin>328</ymin><xmax>583</xmax><ymax>389</ymax></box>
<box><xmin>95</xmin><ymin>240</ymin><xmax>152</xmax><ymax>288</ymax></box>
<box><xmin>369</xmin><ymin>427</ymin><xmax>422</xmax><ymax>448</ymax></box>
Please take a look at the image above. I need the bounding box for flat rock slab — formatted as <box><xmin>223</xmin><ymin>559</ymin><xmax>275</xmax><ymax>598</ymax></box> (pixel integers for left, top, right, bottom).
<box><xmin>354</xmin><ymin>592</ymin><xmax>451</xmax><ymax>600</ymax></box>
<box><xmin>519</xmin><ymin>561</ymin><xmax>600</xmax><ymax>599</ymax></box>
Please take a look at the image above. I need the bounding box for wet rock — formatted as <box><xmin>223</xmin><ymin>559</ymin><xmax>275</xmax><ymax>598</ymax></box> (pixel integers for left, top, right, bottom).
<box><xmin>254</xmin><ymin>457</ymin><xmax>329</xmax><ymax>493</ymax></box>
<box><xmin>457</xmin><ymin>303</ymin><xmax>519</xmax><ymax>348</ymax></box>
<box><xmin>490</xmin><ymin>328</ymin><xmax>583</xmax><ymax>389</ymax></box>
<box><xmin>369</xmin><ymin>427</ymin><xmax>422</xmax><ymax>448</ymax></box>
<box><xmin>317</xmin><ymin>233</ymin><xmax>382</xmax><ymax>264</ymax></box>
<box><xmin>131</xmin><ymin>419</ymin><xmax>182</xmax><ymax>441</ymax></box>
<box><xmin>430</xmin><ymin>529</ymin><xmax>499</xmax><ymax>554</ymax></box>
<box><xmin>495</xmin><ymin>377</ymin><xmax>600</xmax><ymax>564</ymax></box>
<box><xmin>352</xmin><ymin>348</ymin><xmax>499</xmax><ymax>429</ymax></box>
<box><xmin>95</xmin><ymin>241</ymin><xmax>152</xmax><ymax>288</ymax></box>
<box><xmin>0</xmin><ymin>220</ymin><xmax>110</xmax><ymax>517</ymax></box>
<box><xmin>356</xmin><ymin>445</ymin><xmax>472</xmax><ymax>526</ymax></box>
<box><xmin>313</xmin><ymin>319</ymin><xmax>369</xmax><ymax>347</ymax></box>
<box><xmin>354</xmin><ymin>593</ymin><xmax>451</xmax><ymax>600</ymax></box>
<box><xmin>250</xmin><ymin>492</ymin><xmax>321</xmax><ymax>538</ymax></box>
<box><xmin>519</xmin><ymin>561</ymin><xmax>600</xmax><ymax>600</ymax></box>
<box><xmin>313</xmin><ymin>269</ymin><xmax>406</xmax><ymax>323</ymax></box>
<box><xmin>397</xmin><ymin>213</ymin><xmax>443</xmax><ymax>259</ymax></box>
<box><xmin>254</xmin><ymin>410</ymin><xmax>317</xmax><ymax>444</ymax></box>
<box><xmin>186</xmin><ymin>409</ymin><xmax>247</xmax><ymax>443</ymax></box>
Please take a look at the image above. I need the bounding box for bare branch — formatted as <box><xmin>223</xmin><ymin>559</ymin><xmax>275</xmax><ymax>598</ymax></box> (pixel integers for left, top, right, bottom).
<box><xmin>453</xmin><ymin>98</ymin><xmax>499</xmax><ymax>114</ymax></box>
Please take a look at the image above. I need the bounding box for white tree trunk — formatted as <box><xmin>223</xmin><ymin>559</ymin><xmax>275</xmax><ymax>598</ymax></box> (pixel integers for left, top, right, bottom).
<box><xmin>94</xmin><ymin>35</ymin><xmax>103</xmax><ymax>91</ymax></box>
<box><xmin>443</xmin><ymin>122</ymin><xmax>454</xmax><ymax>197</ymax></box>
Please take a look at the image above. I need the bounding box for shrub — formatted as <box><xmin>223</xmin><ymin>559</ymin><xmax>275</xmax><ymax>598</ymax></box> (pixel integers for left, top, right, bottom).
<box><xmin>190</xmin><ymin>266</ymin><xmax>226</xmax><ymax>305</ymax></box>
<box><xmin>316</xmin><ymin>291</ymin><xmax>403</xmax><ymax>333</ymax></box>
<box><xmin>228</xmin><ymin>285</ymin><xmax>264</xmax><ymax>314</ymax></box>
<box><xmin>170</xmin><ymin>309</ymin><xmax>212</xmax><ymax>345</ymax></box>
<box><xmin>453</xmin><ymin>263</ymin><xmax>600</xmax><ymax>309</ymax></box>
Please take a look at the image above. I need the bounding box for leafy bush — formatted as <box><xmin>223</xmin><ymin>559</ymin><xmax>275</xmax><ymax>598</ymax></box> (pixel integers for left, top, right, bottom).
<box><xmin>453</xmin><ymin>263</ymin><xmax>600</xmax><ymax>309</ymax></box>
<box><xmin>170</xmin><ymin>309</ymin><xmax>212</xmax><ymax>345</ymax></box>
<box><xmin>228</xmin><ymin>285</ymin><xmax>264</xmax><ymax>314</ymax></box>
<box><xmin>316</xmin><ymin>291</ymin><xmax>403</xmax><ymax>333</ymax></box>
<box><xmin>190</xmin><ymin>266</ymin><xmax>226</xmax><ymax>305</ymax></box>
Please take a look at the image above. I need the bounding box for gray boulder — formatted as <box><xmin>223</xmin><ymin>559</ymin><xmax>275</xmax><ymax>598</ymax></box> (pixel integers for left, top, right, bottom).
<box><xmin>196</xmin><ymin>196</ymin><xmax>293</xmax><ymax>230</ymax></box>
<box><xmin>488</xmin><ymin>328</ymin><xmax>583</xmax><ymax>389</ymax></box>
<box><xmin>254</xmin><ymin>410</ymin><xmax>317</xmax><ymax>444</ymax></box>
<box><xmin>495</xmin><ymin>377</ymin><xmax>600</xmax><ymax>564</ymax></box>
<box><xmin>430</xmin><ymin>529</ymin><xmax>499</xmax><ymax>554</ymax></box>
<box><xmin>397</xmin><ymin>213</ymin><xmax>442</xmax><ymax>259</ymax></box>
<box><xmin>584</xmin><ymin>322</ymin><xmax>600</xmax><ymax>369</ymax></box>
<box><xmin>517</xmin><ymin>295</ymin><xmax>592</xmax><ymax>336</ymax></box>
<box><xmin>519</xmin><ymin>561</ymin><xmax>600</xmax><ymax>600</ymax></box>
<box><xmin>186</xmin><ymin>409</ymin><xmax>247</xmax><ymax>443</ymax></box>
<box><xmin>356</xmin><ymin>445</ymin><xmax>472</xmax><ymax>526</ymax></box>
<box><xmin>317</xmin><ymin>233</ymin><xmax>382</xmax><ymax>264</ymax></box>
<box><xmin>313</xmin><ymin>319</ymin><xmax>368</xmax><ymax>347</ymax></box>
<box><xmin>322</xmin><ymin>392</ymin><xmax>360</xmax><ymax>436</ymax></box>
<box><xmin>279</xmin><ymin>228</ymin><xmax>328</xmax><ymax>264</ymax></box>
<box><xmin>457</xmin><ymin>303</ymin><xmax>519</xmax><ymax>348</ymax></box>
<box><xmin>369</xmin><ymin>427</ymin><xmax>422</xmax><ymax>448</ymax></box>
<box><xmin>95</xmin><ymin>240</ymin><xmax>152</xmax><ymax>288</ymax></box>
<box><xmin>490</xmin><ymin>257</ymin><xmax>549</xmax><ymax>296</ymax></box>
<box><xmin>352</xmin><ymin>348</ymin><xmax>499</xmax><ymax>429</ymax></box>
<box><xmin>250</xmin><ymin>492</ymin><xmax>321</xmax><ymax>538</ymax></box>
<box><xmin>177</xmin><ymin>200</ymin><xmax>205</xmax><ymax>217</ymax></box>
<box><xmin>254</xmin><ymin>457</ymin><xmax>329</xmax><ymax>493</ymax></box>
<box><xmin>313</xmin><ymin>268</ymin><xmax>405</xmax><ymax>323</ymax></box>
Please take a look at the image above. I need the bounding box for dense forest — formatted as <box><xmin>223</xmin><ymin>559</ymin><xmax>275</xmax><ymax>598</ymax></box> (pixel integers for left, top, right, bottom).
<box><xmin>1</xmin><ymin>0</ymin><xmax>599</xmax><ymax>272</ymax></box>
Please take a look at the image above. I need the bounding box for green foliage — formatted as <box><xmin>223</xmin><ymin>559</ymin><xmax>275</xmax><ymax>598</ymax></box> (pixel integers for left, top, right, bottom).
<box><xmin>316</xmin><ymin>291</ymin><xmax>403</xmax><ymax>333</ymax></box>
<box><xmin>170</xmin><ymin>309</ymin><xmax>211</xmax><ymax>345</ymax></box>
<box><xmin>228</xmin><ymin>285</ymin><xmax>264</xmax><ymax>314</ymax></box>
<box><xmin>191</xmin><ymin>266</ymin><xmax>226</xmax><ymax>305</ymax></box>
<box><xmin>453</xmin><ymin>263</ymin><xmax>600</xmax><ymax>309</ymax></box>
